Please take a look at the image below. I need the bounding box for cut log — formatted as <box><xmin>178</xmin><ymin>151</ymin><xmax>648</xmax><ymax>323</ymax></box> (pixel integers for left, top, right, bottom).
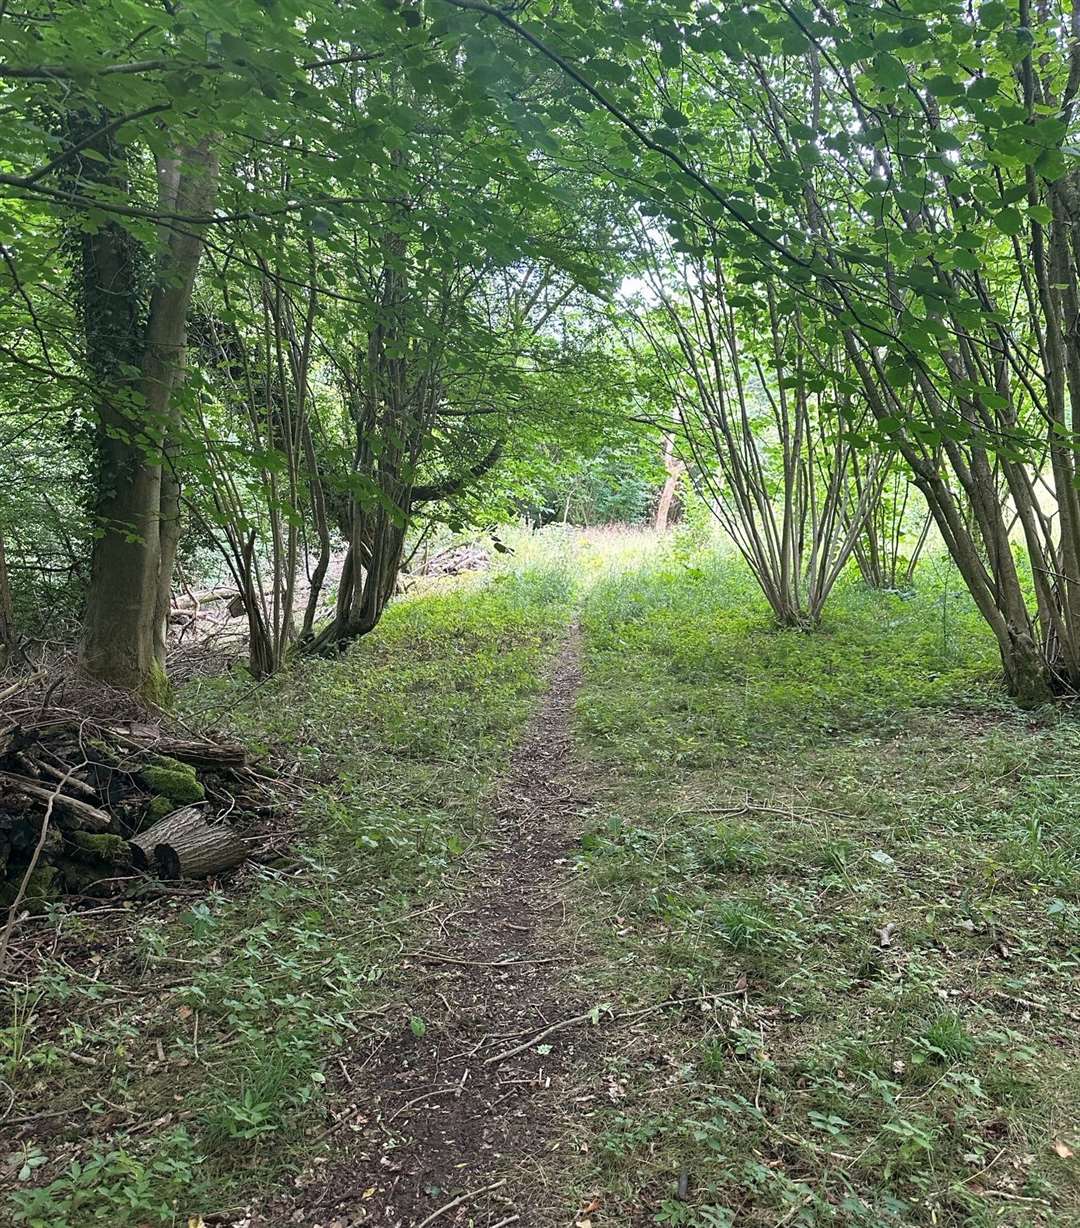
<box><xmin>0</xmin><ymin>772</ymin><xmax>111</xmax><ymax>830</ymax></box>
<box><xmin>107</xmin><ymin>727</ymin><xmax>247</xmax><ymax>770</ymax></box>
<box><xmin>130</xmin><ymin>806</ymin><xmax>249</xmax><ymax>879</ymax></box>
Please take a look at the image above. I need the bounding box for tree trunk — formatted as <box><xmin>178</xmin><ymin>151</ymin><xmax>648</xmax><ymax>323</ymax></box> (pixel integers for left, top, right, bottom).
<box><xmin>0</xmin><ymin>525</ymin><xmax>15</xmax><ymax>670</ymax></box>
<box><xmin>1000</xmin><ymin>628</ymin><xmax>1053</xmax><ymax>708</ymax></box>
<box><xmin>80</xmin><ymin>141</ymin><xmax>219</xmax><ymax>700</ymax></box>
<box><xmin>654</xmin><ymin>429</ymin><xmax>684</xmax><ymax>532</ymax></box>
<box><xmin>152</xmin><ymin>447</ymin><xmax>182</xmax><ymax>672</ymax></box>
<box><xmin>300</xmin><ymin>417</ymin><xmax>332</xmax><ymax>641</ymax></box>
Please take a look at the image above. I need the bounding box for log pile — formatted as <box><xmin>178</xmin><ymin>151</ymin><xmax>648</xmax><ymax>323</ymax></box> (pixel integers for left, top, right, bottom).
<box><xmin>415</xmin><ymin>542</ymin><xmax>491</xmax><ymax>577</ymax></box>
<box><xmin>0</xmin><ymin>698</ymin><xmax>272</xmax><ymax>911</ymax></box>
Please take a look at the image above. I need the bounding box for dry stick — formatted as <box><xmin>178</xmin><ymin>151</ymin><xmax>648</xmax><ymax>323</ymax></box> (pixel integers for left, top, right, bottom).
<box><xmin>671</xmin><ymin>802</ymin><xmax>825</xmax><ymax>823</ymax></box>
<box><xmin>389</xmin><ymin>1085</ymin><xmax>458</xmax><ymax>1120</ymax></box>
<box><xmin>1</xmin><ymin>1105</ymin><xmax>81</xmax><ymax>1126</ymax></box>
<box><xmin>0</xmin><ymin>757</ymin><xmax>82</xmax><ymax>975</ymax></box>
<box><xmin>484</xmin><ymin>1010</ymin><xmax>599</xmax><ymax>1065</ymax></box>
<box><xmin>411</xmin><ymin>951</ymin><xmax>565</xmax><ymax>968</ymax></box>
<box><xmin>0</xmin><ymin>669</ymin><xmax>46</xmax><ymax>705</ymax></box>
<box><xmin>55</xmin><ymin>1047</ymin><xmax>98</xmax><ymax>1068</ymax></box>
<box><xmin>484</xmin><ymin>993</ymin><xmax>745</xmax><ymax>1066</ymax></box>
<box><xmin>414</xmin><ymin>1178</ymin><xmax>507</xmax><ymax>1228</ymax></box>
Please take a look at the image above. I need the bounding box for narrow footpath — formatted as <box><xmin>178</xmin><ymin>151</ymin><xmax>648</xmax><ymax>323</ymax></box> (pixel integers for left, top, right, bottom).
<box><xmin>259</xmin><ymin>626</ymin><xmax>592</xmax><ymax>1227</ymax></box>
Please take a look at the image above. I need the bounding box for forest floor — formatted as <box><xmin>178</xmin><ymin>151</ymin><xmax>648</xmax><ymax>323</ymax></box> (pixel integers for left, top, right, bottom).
<box><xmin>1</xmin><ymin>528</ymin><xmax>1078</xmax><ymax>1228</ymax></box>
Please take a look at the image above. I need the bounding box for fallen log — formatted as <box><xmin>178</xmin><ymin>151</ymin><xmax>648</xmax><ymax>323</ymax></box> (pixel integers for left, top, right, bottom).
<box><xmin>130</xmin><ymin>806</ymin><xmax>250</xmax><ymax>879</ymax></box>
<box><xmin>0</xmin><ymin>772</ymin><xmax>111</xmax><ymax>830</ymax></box>
<box><xmin>172</xmin><ymin>587</ymin><xmax>237</xmax><ymax>609</ymax></box>
<box><xmin>107</xmin><ymin>727</ymin><xmax>248</xmax><ymax>770</ymax></box>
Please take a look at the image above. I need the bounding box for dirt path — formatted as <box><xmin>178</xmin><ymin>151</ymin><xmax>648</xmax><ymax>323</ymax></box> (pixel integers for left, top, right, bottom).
<box><xmin>258</xmin><ymin>627</ymin><xmax>590</xmax><ymax>1227</ymax></box>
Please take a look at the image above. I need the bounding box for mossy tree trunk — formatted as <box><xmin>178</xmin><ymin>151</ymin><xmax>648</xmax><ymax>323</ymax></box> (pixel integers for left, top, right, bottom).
<box><xmin>78</xmin><ymin>139</ymin><xmax>219</xmax><ymax>700</ymax></box>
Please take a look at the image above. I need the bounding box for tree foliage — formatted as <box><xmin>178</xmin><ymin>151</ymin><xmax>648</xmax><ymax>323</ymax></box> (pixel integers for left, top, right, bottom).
<box><xmin>1</xmin><ymin>0</ymin><xmax>1079</xmax><ymax>699</ymax></box>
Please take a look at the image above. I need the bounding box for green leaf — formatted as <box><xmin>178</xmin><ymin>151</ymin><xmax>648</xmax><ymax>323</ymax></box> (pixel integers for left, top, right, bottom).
<box><xmin>967</xmin><ymin>76</ymin><xmax>1000</xmax><ymax>101</ymax></box>
<box><xmin>994</xmin><ymin>206</ymin><xmax>1023</xmax><ymax>236</ymax></box>
<box><xmin>951</xmin><ymin>248</ymin><xmax>982</xmax><ymax>271</ymax></box>
<box><xmin>980</xmin><ymin>0</ymin><xmax>1008</xmax><ymax>29</ymax></box>
<box><xmin>930</xmin><ymin>129</ymin><xmax>962</xmax><ymax>152</ymax></box>
<box><xmin>1036</xmin><ymin>148</ymin><xmax>1067</xmax><ymax>181</ymax></box>
<box><xmin>873</xmin><ymin>52</ymin><xmax>907</xmax><ymax>91</ymax></box>
<box><xmin>927</xmin><ymin>74</ymin><xmax>963</xmax><ymax>98</ymax></box>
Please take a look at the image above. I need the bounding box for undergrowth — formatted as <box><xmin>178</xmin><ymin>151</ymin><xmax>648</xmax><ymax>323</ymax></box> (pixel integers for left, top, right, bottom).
<box><xmin>565</xmin><ymin>550</ymin><xmax>1079</xmax><ymax>1227</ymax></box>
<box><xmin>0</xmin><ymin>556</ymin><xmax>575</xmax><ymax>1226</ymax></box>
<box><xmin>5</xmin><ymin>536</ymin><xmax>1079</xmax><ymax>1227</ymax></box>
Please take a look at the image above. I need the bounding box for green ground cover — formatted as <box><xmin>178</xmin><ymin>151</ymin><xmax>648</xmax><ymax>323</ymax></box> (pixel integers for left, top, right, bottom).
<box><xmin>2</xmin><ymin>558</ymin><xmax>574</xmax><ymax>1226</ymax></box>
<box><xmin>4</xmin><ymin>533</ymin><xmax>1078</xmax><ymax>1227</ymax></box>
<box><xmin>563</xmin><ymin>550</ymin><xmax>1079</xmax><ymax>1226</ymax></box>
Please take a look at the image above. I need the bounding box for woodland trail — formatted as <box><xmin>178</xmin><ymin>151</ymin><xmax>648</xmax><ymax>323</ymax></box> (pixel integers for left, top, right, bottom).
<box><xmin>255</xmin><ymin>625</ymin><xmax>592</xmax><ymax>1228</ymax></box>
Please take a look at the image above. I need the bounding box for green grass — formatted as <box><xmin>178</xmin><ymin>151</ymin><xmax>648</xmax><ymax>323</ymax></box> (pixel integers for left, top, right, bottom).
<box><xmin>6</xmin><ymin>534</ymin><xmax>1080</xmax><ymax>1226</ymax></box>
<box><xmin>1</xmin><ymin>557</ymin><xmax>575</xmax><ymax>1226</ymax></box>
<box><xmin>564</xmin><ymin>550</ymin><xmax>1080</xmax><ymax>1227</ymax></box>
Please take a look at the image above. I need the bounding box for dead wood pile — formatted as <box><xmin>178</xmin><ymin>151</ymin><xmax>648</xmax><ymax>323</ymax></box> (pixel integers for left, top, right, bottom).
<box><xmin>415</xmin><ymin>543</ymin><xmax>491</xmax><ymax>577</ymax></box>
<box><xmin>0</xmin><ymin>677</ymin><xmax>277</xmax><ymax>910</ymax></box>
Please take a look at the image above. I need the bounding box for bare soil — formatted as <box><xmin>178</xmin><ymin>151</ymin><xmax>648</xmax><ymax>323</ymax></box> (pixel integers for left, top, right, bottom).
<box><xmin>249</xmin><ymin>626</ymin><xmax>592</xmax><ymax>1228</ymax></box>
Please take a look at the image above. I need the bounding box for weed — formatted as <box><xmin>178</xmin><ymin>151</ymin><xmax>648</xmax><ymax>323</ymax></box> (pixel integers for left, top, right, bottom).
<box><xmin>915</xmin><ymin>1012</ymin><xmax>976</xmax><ymax>1066</ymax></box>
<box><xmin>814</xmin><ymin>837</ymin><xmax>855</xmax><ymax>873</ymax></box>
<box><xmin>699</xmin><ymin>822</ymin><xmax>765</xmax><ymax>874</ymax></box>
<box><xmin>9</xmin><ymin>1129</ymin><xmax>206</xmax><ymax>1227</ymax></box>
<box><xmin>714</xmin><ymin>900</ymin><xmax>775</xmax><ymax>952</ymax></box>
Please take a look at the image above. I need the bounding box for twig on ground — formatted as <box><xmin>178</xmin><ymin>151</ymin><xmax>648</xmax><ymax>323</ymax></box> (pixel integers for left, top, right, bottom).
<box><xmin>484</xmin><ymin>992</ymin><xmax>742</xmax><ymax>1065</ymax></box>
<box><xmin>390</xmin><ymin>1086</ymin><xmax>459</xmax><ymax>1119</ymax></box>
<box><xmin>54</xmin><ymin>1047</ymin><xmax>97</xmax><ymax>1068</ymax></box>
<box><xmin>414</xmin><ymin>1178</ymin><xmax>507</xmax><ymax>1228</ymax></box>
<box><xmin>976</xmin><ymin>1190</ymin><xmax>1052</xmax><ymax>1207</ymax></box>
<box><xmin>676</xmin><ymin>802</ymin><xmax>818</xmax><ymax>822</ymax></box>
<box><xmin>411</xmin><ymin>950</ymin><xmax>565</xmax><ymax>968</ymax></box>
<box><xmin>485</xmin><ymin>1010</ymin><xmax>607</xmax><ymax>1065</ymax></box>
<box><xmin>0</xmin><ymin>1104</ymin><xmax>93</xmax><ymax>1126</ymax></box>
